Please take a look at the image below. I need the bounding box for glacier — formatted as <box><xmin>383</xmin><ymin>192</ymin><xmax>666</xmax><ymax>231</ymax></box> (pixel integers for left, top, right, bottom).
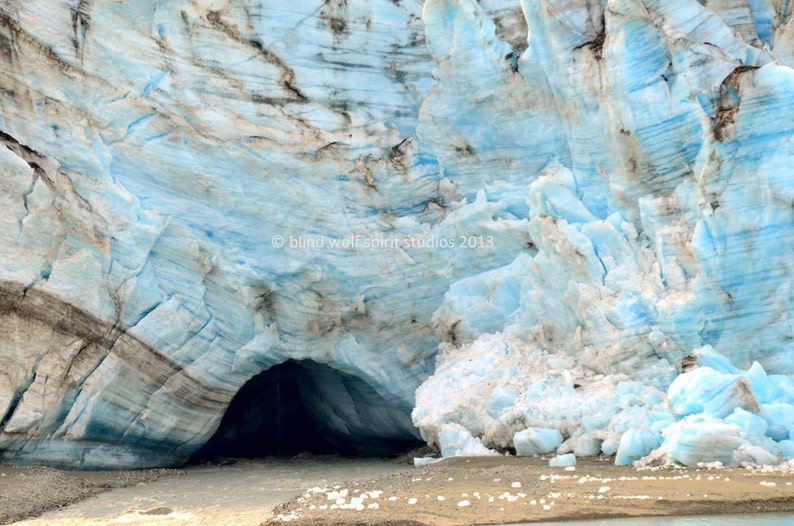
<box><xmin>0</xmin><ymin>0</ymin><xmax>792</xmax><ymax>469</ymax></box>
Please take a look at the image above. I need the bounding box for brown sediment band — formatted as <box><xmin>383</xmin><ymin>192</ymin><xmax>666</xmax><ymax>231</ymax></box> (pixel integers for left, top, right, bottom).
<box><xmin>0</xmin><ymin>279</ymin><xmax>232</xmax><ymax>411</ymax></box>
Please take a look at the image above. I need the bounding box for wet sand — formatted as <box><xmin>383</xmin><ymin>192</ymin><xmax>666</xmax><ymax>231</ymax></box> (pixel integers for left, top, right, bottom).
<box><xmin>0</xmin><ymin>465</ymin><xmax>178</xmax><ymax>525</ymax></box>
<box><xmin>2</xmin><ymin>457</ymin><xmax>794</xmax><ymax>526</ymax></box>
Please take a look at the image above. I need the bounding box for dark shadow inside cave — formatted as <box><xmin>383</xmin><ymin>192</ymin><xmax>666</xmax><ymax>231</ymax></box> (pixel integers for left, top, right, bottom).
<box><xmin>190</xmin><ymin>359</ymin><xmax>423</xmax><ymax>462</ymax></box>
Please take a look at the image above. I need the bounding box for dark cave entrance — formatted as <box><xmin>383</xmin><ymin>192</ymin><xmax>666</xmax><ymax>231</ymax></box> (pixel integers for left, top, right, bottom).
<box><xmin>190</xmin><ymin>359</ymin><xmax>423</xmax><ymax>461</ymax></box>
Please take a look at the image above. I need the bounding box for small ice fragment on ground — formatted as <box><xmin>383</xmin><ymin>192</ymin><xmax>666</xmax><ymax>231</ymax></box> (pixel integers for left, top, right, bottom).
<box><xmin>414</xmin><ymin>457</ymin><xmax>441</xmax><ymax>467</ymax></box>
<box><xmin>598</xmin><ymin>486</ymin><xmax>610</xmax><ymax>493</ymax></box>
<box><xmin>368</xmin><ymin>503</ymin><xmax>379</xmax><ymax>509</ymax></box>
<box><xmin>511</xmin><ymin>481</ymin><xmax>521</xmax><ymax>488</ymax></box>
<box><xmin>458</xmin><ymin>500</ymin><xmax>471</xmax><ymax>507</ymax></box>
<box><xmin>408</xmin><ymin>498</ymin><xmax>418</xmax><ymax>505</ymax></box>
<box><xmin>437</xmin><ymin>496</ymin><xmax>446</xmax><ymax>501</ymax></box>
<box><xmin>550</xmin><ymin>453</ymin><xmax>577</xmax><ymax>467</ymax></box>
<box><xmin>327</xmin><ymin>489</ymin><xmax>348</xmax><ymax>500</ymax></box>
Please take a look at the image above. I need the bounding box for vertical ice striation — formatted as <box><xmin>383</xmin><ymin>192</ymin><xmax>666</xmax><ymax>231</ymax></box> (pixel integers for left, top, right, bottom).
<box><xmin>0</xmin><ymin>0</ymin><xmax>792</xmax><ymax>468</ymax></box>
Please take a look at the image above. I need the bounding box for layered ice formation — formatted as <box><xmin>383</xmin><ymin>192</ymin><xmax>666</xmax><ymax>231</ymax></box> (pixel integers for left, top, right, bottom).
<box><xmin>0</xmin><ymin>0</ymin><xmax>792</xmax><ymax>468</ymax></box>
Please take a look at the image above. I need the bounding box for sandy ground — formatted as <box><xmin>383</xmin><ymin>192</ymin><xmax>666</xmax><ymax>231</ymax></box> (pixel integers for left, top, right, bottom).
<box><xmin>0</xmin><ymin>457</ymin><xmax>411</xmax><ymax>526</ymax></box>
<box><xmin>0</xmin><ymin>465</ymin><xmax>178</xmax><ymax>525</ymax></box>
<box><xmin>2</xmin><ymin>456</ymin><xmax>794</xmax><ymax>526</ymax></box>
<box><xmin>265</xmin><ymin>457</ymin><xmax>794</xmax><ymax>526</ymax></box>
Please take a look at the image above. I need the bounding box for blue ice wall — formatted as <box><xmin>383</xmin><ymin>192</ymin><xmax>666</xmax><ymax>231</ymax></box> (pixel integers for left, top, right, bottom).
<box><xmin>0</xmin><ymin>0</ymin><xmax>792</xmax><ymax>468</ymax></box>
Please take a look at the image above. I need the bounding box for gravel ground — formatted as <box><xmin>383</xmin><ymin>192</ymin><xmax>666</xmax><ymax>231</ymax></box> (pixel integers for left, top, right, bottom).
<box><xmin>0</xmin><ymin>465</ymin><xmax>179</xmax><ymax>525</ymax></box>
<box><xmin>264</xmin><ymin>457</ymin><xmax>794</xmax><ymax>526</ymax></box>
<box><xmin>3</xmin><ymin>456</ymin><xmax>794</xmax><ymax>526</ymax></box>
<box><xmin>1</xmin><ymin>456</ymin><xmax>409</xmax><ymax>526</ymax></box>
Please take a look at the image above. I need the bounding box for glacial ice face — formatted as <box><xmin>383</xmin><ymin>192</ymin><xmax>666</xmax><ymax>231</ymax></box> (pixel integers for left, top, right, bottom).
<box><xmin>0</xmin><ymin>0</ymin><xmax>792</xmax><ymax>469</ymax></box>
<box><xmin>413</xmin><ymin>0</ymin><xmax>794</xmax><ymax>466</ymax></box>
<box><xmin>1</xmin><ymin>0</ymin><xmax>449</xmax><ymax>467</ymax></box>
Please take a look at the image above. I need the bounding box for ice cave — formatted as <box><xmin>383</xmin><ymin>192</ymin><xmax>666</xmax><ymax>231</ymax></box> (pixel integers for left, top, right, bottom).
<box><xmin>192</xmin><ymin>360</ymin><xmax>423</xmax><ymax>460</ymax></box>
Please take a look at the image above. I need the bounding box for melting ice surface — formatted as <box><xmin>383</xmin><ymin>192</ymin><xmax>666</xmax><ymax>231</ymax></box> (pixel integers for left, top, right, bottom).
<box><xmin>0</xmin><ymin>0</ymin><xmax>792</xmax><ymax>468</ymax></box>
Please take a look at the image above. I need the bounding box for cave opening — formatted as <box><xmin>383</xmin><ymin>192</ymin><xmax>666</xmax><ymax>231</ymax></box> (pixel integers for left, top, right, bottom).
<box><xmin>190</xmin><ymin>359</ymin><xmax>423</xmax><ymax>462</ymax></box>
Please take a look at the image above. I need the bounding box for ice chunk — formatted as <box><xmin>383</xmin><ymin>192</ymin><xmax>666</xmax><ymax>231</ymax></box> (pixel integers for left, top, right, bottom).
<box><xmin>414</xmin><ymin>456</ymin><xmax>442</xmax><ymax>467</ymax></box>
<box><xmin>550</xmin><ymin>453</ymin><xmax>577</xmax><ymax>467</ymax></box>
<box><xmin>667</xmin><ymin>367</ymin><xmax>759</xmax><ymax>418</ymax></box>
<box><xmin>574</xmin><ymin>433</ymin><xmax>602</xmax><ymax>457</ymax></box>
<box><xmin>514</xmin><ymin>427</ymin><xmax>563</xmax><ymax>456</ymax></box>
<box><xmin>487</xmin><ymin>386</ymin><xmax>518</xmax><ymax>419</ymax></box>
<box><xmin>693</xmin><ymin>345</ymin><xmax>741</xmax><ymax>375</ymax></box>
<box><xmin>759</xmin><ymin>403</ymin><xmax>794</xmax><ymax>441</ymax></box>
<box><xmin>601</xmin><ymin>438</ymin><xmax>619</xmax><ymax>457</ymax></box>
<box><xmin>734</xmin><ymin>444</ymin><xmax>779</xmax><ymax>467</ymax></box>
<box><xmin>725</xmin><ymin>407</ymin><xmax>768</xmax><ymax>439</ymax></box>
<box><xmin>438</xmin><ymin>423</ymin><xmax>499</xmax><ymax>457</ymax></box>
<box><xmin>779</xmin><ymin>440</ymin><xmax>794</xmax><ymax>458</ymax></box>
<box><xmin>744</xmin><ymin>362</ymin><xmax>781</xmax><ymax>404</ymax></box>
<box><xmin>662</xmin><ymin>416</ymin><xmax>748</xmax><ymax>467</ymax></box>
<box><xmin>616</xmin><ymin>429</ymin><xmax>661</xmax><ymax>466</ymax></box>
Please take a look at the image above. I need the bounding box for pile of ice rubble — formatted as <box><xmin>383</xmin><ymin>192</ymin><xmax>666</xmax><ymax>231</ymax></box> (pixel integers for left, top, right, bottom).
<box><xmin>413</xmin><ymin>340</ymin><xmax>794</xmax><ymax>467</ymax></box>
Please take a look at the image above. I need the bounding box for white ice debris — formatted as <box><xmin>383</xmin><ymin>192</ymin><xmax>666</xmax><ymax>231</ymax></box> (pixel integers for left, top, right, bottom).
<box><xmin>416</xmin><ymin>343</ymin><xmax>794</xmax><ymax>467</ymax></box>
